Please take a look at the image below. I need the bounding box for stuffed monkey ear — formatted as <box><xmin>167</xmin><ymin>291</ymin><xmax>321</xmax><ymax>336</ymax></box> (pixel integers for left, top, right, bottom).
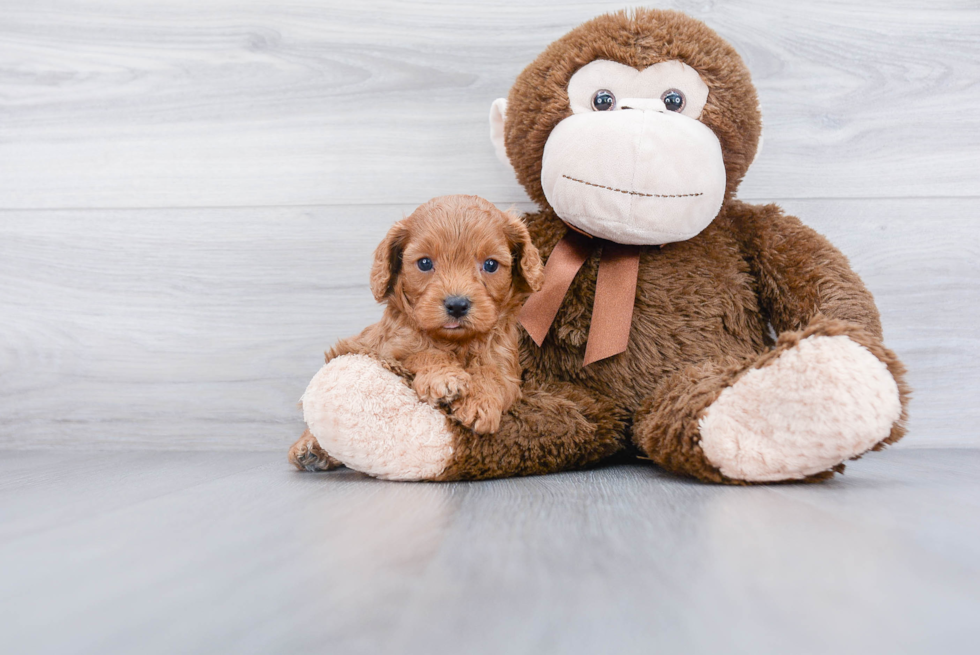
<box><xmin>369</xmin><ymin>220</ymin><xmax>409</xmax><ymax>302</ymax></box>
<box><xmin>502</xmin><ymin>210</ymin><xmax>544</xmax><ymax>294</ymax></box>
<box><xmin>750</xmin><ymin>104</ymin><xmax>764</xmax><ymax>167</ymax></box>
<box><xmin>489</xmin><ymin>98</ymin><xmax>515</xmax><ymax>173</ymax></box>
<box><xmin>752</xmin><ymin>131</ymin><xmax>764</xmax><ymax>167</ymax></box>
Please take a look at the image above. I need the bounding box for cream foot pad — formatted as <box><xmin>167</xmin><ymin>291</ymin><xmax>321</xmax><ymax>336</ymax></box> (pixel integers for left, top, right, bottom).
<box><xmin>301</xmin><ymin>354</ymin><xmax>455</xmax><ymax>481</ymax></box>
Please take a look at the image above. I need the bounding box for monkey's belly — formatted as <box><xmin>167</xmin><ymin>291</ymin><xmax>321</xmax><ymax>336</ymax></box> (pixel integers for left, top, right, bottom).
<box><xmin>523</xmin><ymin>219</ymin><xmax>770</xmax><ymax>409</ymax></box>
<box><xmin>524</xmin><ymin>296</ymin><xmax>768</xmax><ymax>412</ymax></box>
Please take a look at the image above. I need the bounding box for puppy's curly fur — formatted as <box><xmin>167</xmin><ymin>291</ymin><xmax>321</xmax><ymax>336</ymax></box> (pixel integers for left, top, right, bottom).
<box><xmin>289</xmin><ymin>195</ymin><xmax>544</xmax><ymax>471</ymax></box>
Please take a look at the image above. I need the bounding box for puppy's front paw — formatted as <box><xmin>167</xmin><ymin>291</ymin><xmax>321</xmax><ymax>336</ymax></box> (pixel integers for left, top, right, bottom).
<box><xmin>452</xmin><ymin>396</ymin><xmax>504</xmax><ymax>435</ymax></box>
<box><xmin>413</xmin><ymin>369</ymin><xmax>471</xmax><ymax>406</ymax></box>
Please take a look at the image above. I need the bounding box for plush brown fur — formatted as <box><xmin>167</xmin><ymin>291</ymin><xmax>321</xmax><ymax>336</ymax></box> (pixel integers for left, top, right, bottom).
<box><xmin>433</xmin><ymin>9</ymin><xmax>910</xmax><ymax>482</ymax></box>
<box><xmin>289</xmin><ymin>195</ymin><xmax>544</xmax><ymax>471</ymax></box>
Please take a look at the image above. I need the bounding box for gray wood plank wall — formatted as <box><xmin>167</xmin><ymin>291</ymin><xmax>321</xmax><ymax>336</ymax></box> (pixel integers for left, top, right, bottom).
<box><xmin>2</xmin><ymin>1</ymin><xmax>978</xmax><ymax>450</ymax></box>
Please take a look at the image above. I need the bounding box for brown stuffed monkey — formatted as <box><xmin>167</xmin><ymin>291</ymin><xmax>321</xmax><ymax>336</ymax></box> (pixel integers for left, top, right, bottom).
<box><xmin>294</xmin><ymin>8</ymin><xmax>910</xmax><ymax>483</ymax></box>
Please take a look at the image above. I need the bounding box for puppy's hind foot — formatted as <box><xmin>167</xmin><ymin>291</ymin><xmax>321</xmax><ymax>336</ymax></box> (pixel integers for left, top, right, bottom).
<box><xmin>288</xmin><ymin>429</ymin><xmax>343</xmax><ymax>472</ymax></box>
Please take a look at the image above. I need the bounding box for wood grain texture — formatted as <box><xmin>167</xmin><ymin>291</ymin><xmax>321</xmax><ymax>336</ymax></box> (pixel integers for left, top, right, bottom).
<box><xmin>1</xmin><ymin>0</ymin><xmax>979</xmax><ymax>209</ymax></box>
<box><xmin>1</xmin><ymin>450</ymin><xmax>978</xmax><ymax>654</ymax></box>
<box><xmin>1</xmin><ymin>198</ymin><xmax>977</xmax><ymax>450</ymax></box>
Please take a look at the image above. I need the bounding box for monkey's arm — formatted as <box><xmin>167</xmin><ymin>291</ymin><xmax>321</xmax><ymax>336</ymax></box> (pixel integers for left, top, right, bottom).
<box><xmin>297</xmin><ymin>349</ymin><xmax>625</xmax><ymax>481</ymax></box>
<box><xmin>728</xmin><ymin>200</ymin><xmax>883</xmax><ymax>337</ymax></box>
<box><xmin>730</xmin><ymin>199</ymin><xmax>910</xmax><ymax>452</ymax></box>
<box><xmin>437</xmin><ymin>379</ymin><xmax>628</xmax><ymax>480</ymax></box>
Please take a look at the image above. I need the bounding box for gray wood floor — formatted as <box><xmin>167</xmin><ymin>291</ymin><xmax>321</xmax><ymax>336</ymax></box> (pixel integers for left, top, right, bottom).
<box><xmin>2</xmin><ymin>2</ymin><xmax>979</xmax><ymax>652</ymax></box>
<box><xmin>2</xmin><ymin>449</ymin><xmax>979</xmax><ymax>654</ymax></box>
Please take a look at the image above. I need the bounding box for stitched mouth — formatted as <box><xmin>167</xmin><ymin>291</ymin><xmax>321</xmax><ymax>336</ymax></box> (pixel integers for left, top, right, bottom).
<box><xmin>562</xmin><ymin>175</ymin><xmax>703</xmax><ymax>199</ymax></box>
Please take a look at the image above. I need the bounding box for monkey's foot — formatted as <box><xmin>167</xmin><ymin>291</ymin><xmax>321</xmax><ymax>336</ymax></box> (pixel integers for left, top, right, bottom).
<box><xmin>300</xmin><ymin>354</ymin><xmax>456</xmax><ymax>481</ymax></box>
<box><xmin>698</xmin><ymin>335</ymin><xmax>903</xmax><ymax>482</ymax></box>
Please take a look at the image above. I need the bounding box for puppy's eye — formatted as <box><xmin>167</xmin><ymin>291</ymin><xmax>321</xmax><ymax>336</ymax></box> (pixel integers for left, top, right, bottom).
<box><xmin>482</xmin><ymin>259</ymin><xmax>499</xmax><ymax>273</ymax></box>
<box><xmin>591</xmin><ymin>89</ymin><xmax>615</xmax><ymax>111</ymax></box>
<box><xmin>417</xmin><ymin>257</ymin><xmax>434</xmax><ymax>272</ymax></box>
<box><xmin>661</xmin><ymin>89</ymin><xmax>686</xmax><ymax>112</ymax></box>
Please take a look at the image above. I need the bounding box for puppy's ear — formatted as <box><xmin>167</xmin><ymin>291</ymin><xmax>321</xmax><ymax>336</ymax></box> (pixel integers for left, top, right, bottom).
<box><xmin>502</xmin><ymin>211</ymin><xmax>544</xmax><ymax>294</ymax></box>
<box><xmin>370</xmin><ymin>220</ymin><xmax>410</xmax><ymax>302</ymax></box>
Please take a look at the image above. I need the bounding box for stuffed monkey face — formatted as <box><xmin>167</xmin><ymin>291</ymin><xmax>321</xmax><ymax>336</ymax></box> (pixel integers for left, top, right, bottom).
<box><xmin>490</xmin><ymin>9</ymin><xmax>762</xmax><ymax>244</ymax></box>
<box><xmin>538</xmin><ymin>59</ymin><xmax>726</xmax><ymax>244</ymax></box>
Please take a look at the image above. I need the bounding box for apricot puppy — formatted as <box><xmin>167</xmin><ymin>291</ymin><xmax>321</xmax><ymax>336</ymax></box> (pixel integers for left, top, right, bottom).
<box><xmin>289</xmin><ymin>195</ymin><xmax>544</xmax><ymax>471</ymax></box>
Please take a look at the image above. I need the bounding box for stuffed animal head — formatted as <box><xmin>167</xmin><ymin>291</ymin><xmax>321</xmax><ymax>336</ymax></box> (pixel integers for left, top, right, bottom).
<box><xmin>490</xmin><ymin>9</ymin><xmax>762</xmax><ymax>245</ymax></box>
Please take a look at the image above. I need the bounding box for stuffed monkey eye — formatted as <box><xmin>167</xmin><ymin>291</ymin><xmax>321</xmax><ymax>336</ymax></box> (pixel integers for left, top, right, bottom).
<box><xmin>417</xmin><ymin>257</ymin><xmax>434</xmax><ymax>272</ymax></box>
<box><xmin>591</xmin><ymin>89</ymin><xmax>616</xmax><ymax>111</ymax></box>
<box><xmin>661</xmin><ymin>89</ymin><xmax>686</xmax><ymax>112</ymax></box>
<box><xmin>482</xmin><ymin>258</ymin><xmax>499</xmax><ymax>273</ymax></box>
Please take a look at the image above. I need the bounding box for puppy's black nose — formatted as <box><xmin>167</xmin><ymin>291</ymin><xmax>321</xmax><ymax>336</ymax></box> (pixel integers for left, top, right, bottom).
<box><xmin>444</xmin><ymin>296</ymin><xmax>471</xmax><ymax>318</ymax></box>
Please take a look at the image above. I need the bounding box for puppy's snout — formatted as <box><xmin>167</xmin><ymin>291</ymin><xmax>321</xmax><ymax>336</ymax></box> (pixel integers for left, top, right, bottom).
<box><xmin>444</xmin><ymin>296</ymin><xmax>471</xmax><ymax>318</ymax></box>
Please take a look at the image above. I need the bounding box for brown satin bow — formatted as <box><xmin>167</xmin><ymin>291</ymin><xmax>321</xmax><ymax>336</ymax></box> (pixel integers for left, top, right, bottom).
<box><xmin>519</xmin><ymin>230</ymin><xmax>641</xmax><ymax>366</ymax></box>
